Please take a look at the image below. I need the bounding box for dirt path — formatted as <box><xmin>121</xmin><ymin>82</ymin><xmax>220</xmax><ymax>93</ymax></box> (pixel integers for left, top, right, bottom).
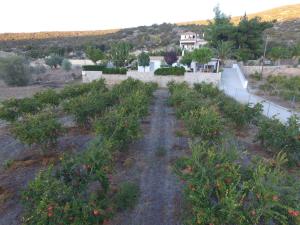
<box><xmin>111</xmin><ymin>89</ymin><xmax>188</xmax><ymax>225</ymax></box>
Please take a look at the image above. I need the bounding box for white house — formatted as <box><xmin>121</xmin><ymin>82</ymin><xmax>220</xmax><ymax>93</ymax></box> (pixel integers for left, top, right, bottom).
<box><xmin>138</xmin><ymin>56</ymin><xmax>164</xmax><ymax>72</ymax></box>
<box><xmin>180</xmin><ymin>32</ymin><xmax>207</xmax><ymax>56</ymax></box>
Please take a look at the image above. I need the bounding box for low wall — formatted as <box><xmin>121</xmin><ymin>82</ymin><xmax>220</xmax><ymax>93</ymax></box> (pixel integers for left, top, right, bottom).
<box><xmin>82</xmin><ymin>71</ymin><xmax>221</xmax><ymax>87</ymax></box>
<box><xmin>184</xmin><ymin>72</ymin><xmax>221</xmax><ymax>86</ymax></box>
<box><xmin>70</xmin><ymin>59</ymin><xmax>94</xmax><ymax>66</ymax></box>
<box><xmin>242</xmin><ymin>65</ymin><xmax>300</xmax><ymax>77</ymax></box>
<box><xmin>232</xmin><ymin>64</ymin><xmax>248</xmax><ymax>89</ymax></box>
<box><xmin>128</xmin><ymin>72</ymin><xmax>185</xmax><ymax>87</ymax></box>
<box><xmin>101</xmin><ymin>74</ymin><xmax>128</xmax><ymax>86</ymax></box>
<box><xmin>82</xmin><ymin>71</ymin><xmax>102</xmax><ymax>83</ymax></box>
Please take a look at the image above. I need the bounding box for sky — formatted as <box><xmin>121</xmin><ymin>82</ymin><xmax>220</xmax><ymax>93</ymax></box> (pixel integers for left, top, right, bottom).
<box><xmin>1</xmin><ymin>0</ymin><xmax>299</xmax><ymax>33</ymax></box>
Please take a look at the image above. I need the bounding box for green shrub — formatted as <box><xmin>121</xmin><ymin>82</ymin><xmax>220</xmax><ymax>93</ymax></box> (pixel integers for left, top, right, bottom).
<box><xmin>155</xmin><ymin>146</ymin><xmax>167</xmax><ymax>157</ymax></box>
<box><xmin>93</xmin><ymin>107</ymin><xmax>141</xmax><ymax>150</ymax></box>
<box><xmin>62</xmin><ymin>59</ymin><xmax>72</xmax><ymax>71</ymax></box>
<box><xmin>22</xmin><ymin>139</ymin><xmax>117</xmax><ymax>224</ymax></box>
<box><xmin>60</xmin><ymin>84</ymin><xmax>90</xmax><ymax>99</ymax></box>
<box><xmin>0</xmin><ymin>80</ymin><xmax>107</xmax><ymax>122</ymax></box>
<box><xmin>120</xmin><ymin>90</ymin><xmax>151</xmax><ymax>117</ymax></box>
<box><xmin>0</xmin><ymin>97</ymin><xmax>42</xmax><ymax>122</ymax></box>
<box><xmin>154</xmin><ymin>67</ymin><xmax>185</xmax><ymax>76</ymax></box>
<box><xmin>102</xmin><ymin>67</ymin><xmax>127</xmax><ymax>74</ymax></box>
<box><xmin>250</xmin><ymin>71</ymin><xmax>262</xmax><ymax>81</ymax></box>
<box><xmin>82</xmin><ymin>65</ymin><xmax>106</xmax><ymax>71</ymax></box>
<box><xmin>11</xmin><ymin>111</ymin><xmax>63</xmax><ymax>150</ymax></box>
<box><xmin>113</xmin><ymin>182</ymin><xmax>139</xmax><ymax>211</ymax></box>
<box><xmin>63</xmin><ymin>91</ymin><xmax>113</xmax><ymax>126</ymax></box>
<box><xmin>22</xmin><ymin>165</ymin><xmax>111</xmax><ymax>225</ymax></box>
<box><xmin>259</xmin><ymin>75</ymin><xmax>300</xmax><ymax>102</ymax></box>
<box><xmin>110</xmin><ymin>78</ymin><xmax>156</xmax><ymax>103</ymax></box>
<box><xmin>0</xmin><ymin>55</ymin><xmax>32</xmax><ymax>86</ymax></box>
<box><xmin>167</xmin><ymin>82</ymin><xmax>191</xmax><ymax>107</ymax></box>
<box><xmin>218</xmin><ymin>95</ymin><xmax>263</xmax><ymax>128</ymax></box>
<box><xmin>256</xmin><ymin>115</ymin><xmax>300</xmax><ymax>166</ymax></box>
<box><xmin>184</xmin><ymin>107</ymin><xmax>223</xmax><ymax>140</ymax></box>
<box><xmin>33</xmin><ymin>89</ymin><xmax>61</xmax><ymax>106</ymax></box>
<box><xmin>194</xmin><ymin>82</ymin><xmax>221</xmax><ymax>98</ymax></box>
<box><xmin>60</xmin><ymin>79</ymin><xmax>107</xmax><ymax>99</ymax></box>
<box><xmin>175</xmin><ymin>143</ymin><xmax>300</xmax><ymax>225</ymax></box>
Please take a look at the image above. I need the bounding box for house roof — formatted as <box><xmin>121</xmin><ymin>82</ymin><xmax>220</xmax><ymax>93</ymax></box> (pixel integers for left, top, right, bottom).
<box><xmin>181</xmin><ymin>31</ymin><xmax>196</xmax><ymax>35</ymax></box>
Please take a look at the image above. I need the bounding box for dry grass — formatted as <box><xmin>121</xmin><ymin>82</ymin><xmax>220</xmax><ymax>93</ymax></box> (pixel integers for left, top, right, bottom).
<box><xmin>178</xmin><ymin>3</ymin><xmax>300</xmax><ymax>25</ymax></box>
<box><xmin>0</xmin><ymin>29</ymin><xmax>119</xmax><ymax>42</ymax></box>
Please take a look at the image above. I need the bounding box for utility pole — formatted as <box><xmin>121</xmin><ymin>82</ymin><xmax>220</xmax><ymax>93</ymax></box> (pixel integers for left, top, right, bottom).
<box><xmin>261</xmin><ymin>35</ymin><xmax>270</xmax><ymax>79</ymax></box>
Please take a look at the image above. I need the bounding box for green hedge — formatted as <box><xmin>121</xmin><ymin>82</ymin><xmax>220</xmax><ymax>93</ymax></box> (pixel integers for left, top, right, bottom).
<box><xmin>154</xmin><ymin>67</ymin><xmax>185</xmax><ymax>76</ymax></box>
<box><xmin>82</xmin><ymin>65</ymin><xmax>106</xmax><ymax>71</ymax></box>
<box><xmin>102</xmin><ymin>68</ymin><xmax>127</xmax><ymax>75</ymax></box>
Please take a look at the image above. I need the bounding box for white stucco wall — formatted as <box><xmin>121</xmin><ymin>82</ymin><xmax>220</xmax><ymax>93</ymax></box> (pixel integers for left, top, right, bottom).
<box><xmin>232</xmin><ymin>64</ymin><xmax>248</xmax><ymax>89</ymax></box>
<box><xmin>101</xmin><ymin>74</ymin><xmax>128</xmax><ymax>86</ymax></box>
<box><xmin>138</xmin><ymin>66</ymin><xmax>151</xmax><ymax>72</ymax></box>
<box><xmin>127</xmin><ymin>71</ymin><xmax>155</xmax><ymax>82</ymax></box>
<box><xmin>82</xmin><ymin>71</ymin><xmax>221</xmax><ymax>87</ymax></box>
<box><xmin>70</xmin><ymin>59</ymin><xmax>94</xmax><ymax>66</ymax></box>
<box><xmin>185</xmin><ymin>72</ymin><xmax>221</xmax><ymax>86</ymax></box>
<box><xmin>82</xmin><ymin>71</ymin><xmax>102</xmax><ymax>83</ymax></box>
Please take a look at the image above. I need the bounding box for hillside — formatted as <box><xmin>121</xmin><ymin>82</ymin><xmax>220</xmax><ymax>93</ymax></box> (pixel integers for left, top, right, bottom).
<box><xmin>0</xmin><ymin>29</ymin><xmax>119</xmax><ymax>42</ymax></box>
<box><xmin>0</xmin><ymin>24</ymin><xmax>206</xmax><ymax>52</ymax></box>
<box><xmin>178</xmin><ymin>3</ymin><xmax>300</xmax><ymax>25</ymax></box>
<box><xmin>0</xmin><ymin>4</ymin><xmax>299</xmax><ymax>53</ymax></box>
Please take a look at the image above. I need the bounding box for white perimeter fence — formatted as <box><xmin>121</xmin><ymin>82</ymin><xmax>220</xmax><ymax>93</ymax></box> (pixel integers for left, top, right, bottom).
<box><xmin>219</xmin><ymin>84</ymin><xmax>300</xmax><ymax>123</ymax></box>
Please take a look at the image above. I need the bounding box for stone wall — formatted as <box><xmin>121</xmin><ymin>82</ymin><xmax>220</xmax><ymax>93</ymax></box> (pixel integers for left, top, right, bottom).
<box><xmin>82</xmin><ymin>71</ymin><xmax>102</xmax><ymax>83</ymax></box>
<box><xmin>82</xmin><ymin>71</ymin><xmax>221</xmax><ymax>87</ymax></box>
<box><xmin>242</xmin><ymin>65</ymin><xmax>300</xmax><ymax>77</ymax></box>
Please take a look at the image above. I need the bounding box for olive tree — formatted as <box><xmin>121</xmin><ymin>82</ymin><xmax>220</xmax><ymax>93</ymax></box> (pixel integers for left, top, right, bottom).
<box><xmin>45</xmin><ymin>53</ymin><xmax>63</xmax><ymax>69</ymax></box>
<box><xmin>138</xmin><ymin>52</ymin><xmax>150</xmax><ymax>71</ymax></box>
<box><xmin>0</xmin><ymin>55</ymin><xmax>31</xmax><ymax>86</ymax></box>
<box><xmin>62</xmin><ymin>59</ymin><xmax>72</xmax><ymax>71</ymax></box>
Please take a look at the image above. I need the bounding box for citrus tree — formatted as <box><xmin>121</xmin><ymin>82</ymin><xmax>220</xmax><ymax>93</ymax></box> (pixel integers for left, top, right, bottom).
<box><xmin>138</xmin><ymin>52</ymin><xmax>150</xmax><ymax>71</ymax></box>
<box><xmin>85</xmin><ymin>46</ymin><xmax>105</xmax><ymax>64</ymax></box>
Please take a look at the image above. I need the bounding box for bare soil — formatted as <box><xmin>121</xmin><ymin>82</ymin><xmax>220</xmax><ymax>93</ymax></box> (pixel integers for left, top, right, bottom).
<box><xmin>110</xmin><ymin>89</ymin><xmax>189</xmax><ymax>225</ymax></box>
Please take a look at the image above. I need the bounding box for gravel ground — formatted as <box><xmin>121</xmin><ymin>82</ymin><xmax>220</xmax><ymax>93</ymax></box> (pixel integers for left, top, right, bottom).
<box><xmin>111</xmin><ymin>89</ymin><xmax>189</xmax><ymax>225</ymax></box>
